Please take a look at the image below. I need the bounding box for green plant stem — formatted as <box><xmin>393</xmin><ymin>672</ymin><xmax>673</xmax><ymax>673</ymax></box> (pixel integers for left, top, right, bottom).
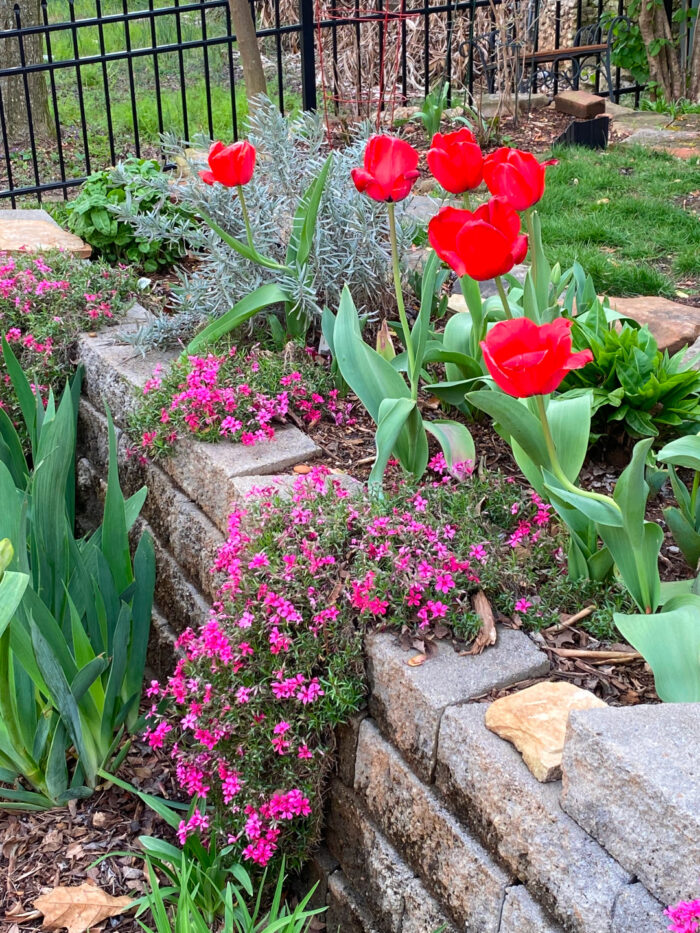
<box><xmin>462</xmin><ymin>192</ymin><xmax>473</xmax><ymax>210</ymax></box>
<box><xmin>237</xmin><ymin>185</ymin><xmax>254</xmax><ymax>249</ymax></box>
<box><xmin>525</xmin><ymin>208</ymin><xmax>538</xmax><ymax>292</ymax></box>
<box><xmin>387</xmin><ymin>202</ymin><xmax>417</xmax><ymax>400</ymax></box>
<box><xmin>495</xmin><ymin>277</ymin><xmax>513</xmax><ymax>320</ymax></box>
<box><xmin>534</xmin><ymin>394</ymin><xmax>621</xmax><ymax>509</ymax></box>
<box><xmin>691</xmin><ymin>471</ymin><xmax>699</xmax><ymax>517</ymax></box>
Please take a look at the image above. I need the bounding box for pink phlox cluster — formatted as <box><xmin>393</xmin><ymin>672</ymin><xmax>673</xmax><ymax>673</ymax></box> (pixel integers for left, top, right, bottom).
<box><xmin>665</xmin><ymin>898</ymin><xmax>700</xmax><ymax>933</ymax></box>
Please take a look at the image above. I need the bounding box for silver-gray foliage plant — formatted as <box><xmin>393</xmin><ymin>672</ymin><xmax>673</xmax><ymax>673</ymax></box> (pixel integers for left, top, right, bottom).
<box><xmin>113</xmin><ymin>96</ymin><xmax>415</xmax><ymax>349</ymax></box>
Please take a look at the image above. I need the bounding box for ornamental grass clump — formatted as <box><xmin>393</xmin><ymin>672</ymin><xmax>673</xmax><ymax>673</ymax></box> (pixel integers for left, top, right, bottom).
<box><xmin>145</xmin><ymin>465</ymin><xmax>579</xmax><ymax>871</ymax></box>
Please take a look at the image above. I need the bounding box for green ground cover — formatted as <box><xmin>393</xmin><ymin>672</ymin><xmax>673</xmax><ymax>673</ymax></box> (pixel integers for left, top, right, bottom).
<box><xmin>538</xmin><ymin>144</ymin><xmax>700</xmax><ymax>297</ymax></box>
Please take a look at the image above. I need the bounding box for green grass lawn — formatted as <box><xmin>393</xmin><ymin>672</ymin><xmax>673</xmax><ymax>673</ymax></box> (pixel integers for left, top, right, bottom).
<box><xmin>538</xmin><ymin>144</ymin><xmax>700</xmax><ymax>298</ymax></box>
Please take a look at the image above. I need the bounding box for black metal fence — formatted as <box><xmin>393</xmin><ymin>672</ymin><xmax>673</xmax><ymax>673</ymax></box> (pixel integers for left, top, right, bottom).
<box><xmin>0</xmin><ymin>0</ymin><xmax>641</xmax><ymax>204</ymax></box>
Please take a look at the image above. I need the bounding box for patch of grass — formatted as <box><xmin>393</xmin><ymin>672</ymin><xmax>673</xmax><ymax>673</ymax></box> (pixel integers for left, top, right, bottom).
<box><xmin>539</xmin><ymin>144</ymin><xmax>700</xmax><ymax>297</ymax></box>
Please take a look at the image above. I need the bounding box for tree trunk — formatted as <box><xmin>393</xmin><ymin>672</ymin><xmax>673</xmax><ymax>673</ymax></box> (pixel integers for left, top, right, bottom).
<box><xmin>638</xmin><ymin>0</ymin><xmax>685</xmax><ymax>101</ymax></box>
<box><xmin>689</xmin><ymin>16</ymin><xmax>700</xmax><ymax>101</ymax></box>
<box><xmin>0</xmin><ymin>0</ymin><xmax>51</xmax><ymax>145</ymax></box>
<box><xmin>228</xmin><ymin>0</ymin><xmax>267</xmax><ymax>107</ymax></box>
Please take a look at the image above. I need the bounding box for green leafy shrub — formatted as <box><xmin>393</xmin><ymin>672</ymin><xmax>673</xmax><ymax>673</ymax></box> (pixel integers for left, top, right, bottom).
<box><xmin>560</xmin><ymin>305</ymin><xmax>700</xmax><ymax>439</ymax></box>
<box><xmin>66</xmin><ymin>158</ymin><xmax>188</xmax><ymax>270</ymax></box>
<box><xmin>0</xmin><ymin>342</ymin><xmax>155</xmax><ymax>808</ymax></box>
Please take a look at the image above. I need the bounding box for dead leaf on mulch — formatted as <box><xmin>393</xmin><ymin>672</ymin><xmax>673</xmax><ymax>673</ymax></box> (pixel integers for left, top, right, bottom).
<box><xmin>33</xmin><ymin>882</ymin><xmax>132</xmax><ymax>933</ymax></box>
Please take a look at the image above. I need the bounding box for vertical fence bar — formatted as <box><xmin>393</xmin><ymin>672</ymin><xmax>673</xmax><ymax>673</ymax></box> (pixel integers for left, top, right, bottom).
<box><xmin>173</xmin><ymin>0</ymin><xmax>190</xmax><ymax>138</ymax></box>
<box><xmin>467</xmin><ymin>0</ymin><xmax>475</xmax><ymax>97</ymax></box>
<box><xmin>274</xmin><ymin>0</ymin><xmax>284</xmax><ymax>113</ymax></box>
<box><xmin>68</xmin><ymin>0</ymin><xmax>92</xmax><ymax>174</ymax></box>
<box><xmin>199</xmin><ymin>0</ymin><xmax>214</xmax><ymax>137</ymax></box>
<box><xmin>377</xmin><ymin>0</ymin><xmax>384</xmax><ymax>117</ymax></box>
<box><xmin>42</xmin><ymin>0</ymin><xmax>68</xmax><ymax>197</ymax></box>
<box><xmin>299</xmin><ymin>0</ymin><xmax>317</xmax><ymax>110</ymax></box>
<box><xmin>223</xmin><ymin>0</ymin><xmax>238</xmax><ymax>139</ymax></box>
<box><xmin>0</xmin><ymin>86</ymin><xmax>17</xmax><ymax>208</ymax></box>
<box><xmin>553</xmin><ymin>0</ymin><xmax>560</xmax><ymax>95</ymax></box>
<box><xmin>614</xmin><ymin>0</ymin><xmax>623</xmax><ymax>98</ymax></box>
<box><xmin>445</xmin><ymin>0</ymin><xmax>453</xmax><ymax>103</ymax></box>
<box><xmin>95</xmin><ymin>0</ymin><xmax>117</xmax><ymax>164</ymax></box>
<box><xmin>530</xmin><ymin>0</ymin><xmax>540</xmax><ymax>92</ymax></box>
<box><xmin>331</xmin><ymin>0</ymin><xmax>340</xmax><ymax>113</ymax></box>
<box><xmin>354</xmin><ymin>0</ymin><xmax>362</xmax><ymax>115</ymax></box>
<box><xmin>148</xmin><ymin>0</ymin><xmax>165</xmax><ymax>139</ymax></box>
<box><xmin>14</xmin><ymin>4</ymin><xmax>42</xmax><ymax>202</ymax></box>
<box><xmin>594</xmin><ymin>0</ymin><xmax>603</xmax><ymax>92</ymax></box>
<box><xmin>121</xmin><ymin>0</ymin><xmax>141</xmax><ymax>155</ymax></box>
<box><xmin>423</xmin><ymin>0</ymin><xmax>429</xmax><ymax>96</ymax></box>
<box><xmin>400</xmin><ymin>0</ymin><xmax>407</xmax><ymax>101</ymax></box>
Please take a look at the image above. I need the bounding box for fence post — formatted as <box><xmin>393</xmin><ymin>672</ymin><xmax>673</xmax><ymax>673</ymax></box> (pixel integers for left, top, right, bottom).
<box><xmin>299</xmin><ymin>0</ymin><xmax>317</xmax><ymax>110</ymax></box>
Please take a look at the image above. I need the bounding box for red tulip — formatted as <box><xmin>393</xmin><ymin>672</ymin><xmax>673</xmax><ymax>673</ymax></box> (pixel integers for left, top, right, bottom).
<box><xmin>427</xmin><ymin>128</ymin><xmax>483</xmax><ymax>194</ymax></box>
<box><xmin>199</xmin><ymin>140</ymin><xmax>256</xmax><ymax>187</ymax></box>
<box><xmin>427</xmin><ymin>197</ymin><xmax>528</xmax><ymax>281</ymax></box>
<box><xmin>481</xmin><ymin>317</ymin><xmax>593</xmax><ymax>398</ymax></box>
<box><xmin>351</xmin><ymin>135</ymin><xmax>420</xmax><ymax>203</ymax></box>
<box><xmin>483</xmin><ymin>148</ymin><xmax>557</xmax><ymax>211</ymax></box>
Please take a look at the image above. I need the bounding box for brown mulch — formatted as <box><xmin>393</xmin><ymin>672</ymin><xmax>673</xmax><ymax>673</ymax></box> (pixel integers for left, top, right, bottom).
<box><xmin>0</xmin><ymin>743</ymin><xmax>179</xmax><ymax>933</ymax></box>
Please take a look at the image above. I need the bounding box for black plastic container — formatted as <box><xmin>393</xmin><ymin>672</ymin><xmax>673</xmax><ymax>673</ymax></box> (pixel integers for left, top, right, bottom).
<box><xmin>555</xmin><ymin>115</ymin><xmax>611</xmax><ymax>149</ymax></box>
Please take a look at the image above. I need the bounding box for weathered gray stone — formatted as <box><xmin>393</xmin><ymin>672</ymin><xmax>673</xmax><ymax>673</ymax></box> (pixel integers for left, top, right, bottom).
<box><xmin>561</xmin><ymin>704</ymin><xmax>700</xmax><ymax>906</ymax></box>
<box><xmin>354</xmin><ymin>719</ymin><xmax>510</xmax><ymax>931</ymax></box>
<box><xmin>435</xmin><ymin>703</ymin><xmax>633</xmax><ymax>933</ymax></box>
<box><xmin>78</xmin><ymin>399</ymin><xmax>225</xmax><ymax>601</ymax></box>
<box><xmin>325</xmin><ymin>871</ymin><xmax>380</xmax><ymax>933</ymax></box>
<box><xmin>301</xmin><ymin>847</ymin><xmax>339</xmax><ymax>912</ymax></box>
<box><xmin>161</xmin><ymin>428</ymin><xmax>320</xmax><ymax>533</ymax></box>
<box><xmin>327</xmin><ymin>781</ymin><xmax>458</xmax><ymax>933</ymax></box>
<box><xmin>499</xmin><ymin>886</ymin><xmax>564</xmax><ymax>933</ymax></box>
<box><xmin>611</xmin><ymin>884</ymin><xmax>668</xmax><ymax>933</ymax></box>
<box><xmin>366</xmin><ymin>628</ymin><xmax>549</xmax><ymax>782</ymax></box>
<box><xmin>147</xmin><ymin>608</ymin><xmax>178</xmax><ymax>679</ymax></box>
<box><xmin>335</xmin><ymin>711</ymin><xmax>368</xmax><ymax>787</ymax></box>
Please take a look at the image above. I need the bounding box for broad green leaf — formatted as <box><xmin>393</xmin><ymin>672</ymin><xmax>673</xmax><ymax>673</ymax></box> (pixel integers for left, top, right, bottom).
<box><xmin>657</xmin><ymin>434</ymin><xmax>700</xmax><ymax>473</ymax></box>
<box><xmin>369</xmin><ymin>398</ymin><xmax>417</xmax><ymax>489</ymax></box>
<box><xmin>286</xmin><ymin>155</ymin><xmax>331</xmax><ymax>268</ymax></box>
<box><xmin>101</xmin><ymin>408</ymin><xmax>132</xmax><ymax>596</ymax></box>
<box><xmin>0</xmin><ymin>569</ymin><xmax>29</xmax><ymax>635</ymax></box>
<box><xmin>186</xmin><ymin>283</ymin><xmax>289</xmax><ymax>356</ymax></box>
<box><xmin>0</xmin><ymin>407</ymin><xmax>27</xmax><ymax>489</ymax></box>
<box><xmin>663</xmin><ymin>506</ymin><xmax>700</xmax><ymax>569</ymax></box>
<box><xmin>411</xmin><ymin>251</ymin><xmax>439</xmax><ymax>374</ymax></box>
<box><xmin>612</xmin><ymin>438</ymin><xmax>655</xmax><ymax>549</ymax></box>
<box><xmin>423</xmin><ymin>419</ymin><xmax>475</xmax><ymax>474</ymax></box>
<box><xmin>197</xmin><ymin>209</ymin><xmax>287</xmax><ymax>272</ymax></box>
<box><xmin>2</xmin><ymin>338</ymin><xmax>37</xmax><ymax>449</ymax></box>
<box><xmin>467</xmin><ymin>390</ymin><xmax>551</xmax><ymax>470</ymax></box>
<box><xmin>543</xmin><ymin>469</ymin><xmax>624</xmax><ymax>527</ymax></box>
<box><xmin>615</xmin><ymin>597</ymin><xmax>700</xmax><ymax>702</ymax></box>
<box><xmin>599</xmin><ymin>520</ymin><xmax>663</xmax><ymax>613</ymax></box>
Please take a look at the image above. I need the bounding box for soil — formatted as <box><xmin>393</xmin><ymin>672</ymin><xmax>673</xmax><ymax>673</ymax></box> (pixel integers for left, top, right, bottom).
<box><xmin>0</xmin><ymin>742</ymin><xmax>178</xmax><ymax>933</ymax></box>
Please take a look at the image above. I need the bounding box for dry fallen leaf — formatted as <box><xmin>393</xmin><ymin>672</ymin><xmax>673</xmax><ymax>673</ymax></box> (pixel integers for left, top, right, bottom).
<box><xmin>34</xmin><ymin>883</ymin><xmax>131</xmax><ymax>933</ymax></box>
<box><xmin>407</xmin><ymin>652</ymin><xmax>428</xmax><ymax>666</ymax></box>
<box><xmin>293</xmin><ymin>464</ymin><xmax>311</xmax><ymax>474</ymax></box>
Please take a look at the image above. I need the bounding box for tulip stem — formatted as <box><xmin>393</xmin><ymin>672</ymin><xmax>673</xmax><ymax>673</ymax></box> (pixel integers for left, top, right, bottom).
<box><xmin>387</xmin><ymin>202</ymin><xmax>417</xmax><ymax>400</ymax></box>
<box><xmin>237</xmin><ymin>185</ymin><xmax>254</xmax><ymax>250</ymax></box>
<box><xmin>534</xmin><ymin>394</ymin><xmax>622</xmax><ymax>509</ymax></box>
<box><xmin>525</xmin><ymin>208</ymin><xmax>538</xmax><ymax>295</ymax></box>
<box><xmin>495</xmin><ymin>277</ymin><xmax>513</xmax><ymax>320</ymax></box>
<box><xmin>462</xmin><ymin>192</ymin><xmax>472</xmax><ymax>211</ymax></box>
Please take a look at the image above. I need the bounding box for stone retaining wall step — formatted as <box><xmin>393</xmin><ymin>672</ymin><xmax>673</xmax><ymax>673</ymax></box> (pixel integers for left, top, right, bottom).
<box><xmin>326</xmin><ymin>871</ymin><xmax>381</xmax><ymax>933</ymax></box>
<box><xmin>366</xmin><ymin>629</ymin><xmax>549</xmax><ymax>783</ymax></box>
<box><xmin>326</xmin><ymin>780</ymin><xmax>459</xmax><ymax>933</ymax></box>
<box><xmin>354</xmin><ymin>718</ymin><xmax>511</xmax><ymax>932</ymax></box>
<box><xmin>435</xmin><ymin>704</ymin><xmax>662</xmax><ymax>933</ymax></box>
<box><xmin>561</xmin><ymin>704</ymin><xmax>700</xmax><ymax>906</ymax></box>
<box><xmin>0</xmin><ymin>208</ymin><xmax>91</xmax><ymax>258</ymax></box>
<box><xmin>499</xmin><ymin>886</ymin><xmax>564</xmax><ymax>933</ymax></box>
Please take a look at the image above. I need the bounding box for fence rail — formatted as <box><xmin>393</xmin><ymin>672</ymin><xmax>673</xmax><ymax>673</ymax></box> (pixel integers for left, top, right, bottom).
<box><xmin>0</xmin><ymin>0</ymin><xmax>642</xmax><ymax>204</ymax></box>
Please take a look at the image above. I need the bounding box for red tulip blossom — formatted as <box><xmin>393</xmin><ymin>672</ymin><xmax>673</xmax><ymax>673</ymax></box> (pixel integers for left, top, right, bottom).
<box><xmin>427</xmin><ymin>128</ymin><xmax>483</xmax><ymax>194</ymax></box>
<box><xmin>481</xmin><ymin>317</ymin><xmax>593</xmax><ymax>398</ymax></box>
<box><xmin>199</xmin><ymin>140</ymin><xmax>256</xmax><ymax>187</ymax></box>
<box><xmin>483</xmin><ymin>148</ymin><xmax>557</xmax><ymax>211</ymax></box>
<box><xmin>351</xmin><ymin>135</ymin><xmax>420</xmax><ymax>203</ymax></box>
<box><xmin>427</xmin><ymin>197</ymin><xmax>528</xmax><ymax>281</ymax></box>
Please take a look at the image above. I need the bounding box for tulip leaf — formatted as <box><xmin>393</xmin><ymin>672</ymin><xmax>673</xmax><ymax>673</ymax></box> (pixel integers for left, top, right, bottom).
<box><xmin>598</xmin><ymin>520</ymin><xmax>663</xmax><ymax>613</ymax></box>
<box><xmin>657</xmin><ymin>434</ymin><xmax>700</xmax><ymax>473</ymax></box>
<box><xmin>612</xmin><ymin>438</ymin><xmax>655</xmax><ymax>549</ymax></box>
<box><xmin>423</xmin><ymin>419</ymin><xmax>475</xmax><ymax>474</ymax></box>
<box><xmin>0</xmin><ymin>568</ymin><xmax>28</xmax><ymax>636</ymax></box>
<box><xmin>663</xmin><ymin>506</ymin><xmax>700</xmax><ymax>569</ymax></box>
<box><xmin>286</xmin><ymin>154</ymin><xmax>332</xmax><ymax>268</ymax></box>
<box><xmin>431</xmin><ymin>377</ymin><xmax>480</xmax><ymax>407</ymax></box>
<box><xmin>197</xmin><ymin>209</ymin><xmax>287</xmax><ymax>272</ymax></box>
<box><xmin>369</xmin><ymin>398</ymin><xmax>417</xmax><ymax>489</ymax></box>
<box><xmin>186</xmin><ymin>283</ymin><xmax>289</xmax><ymax>356</ymax></box>
<box><xmin>542</xmin><ymin>469</ymin><xmax>624</xmax><ymax>528</ymax></box>
<box><xmin>411</xmin><ymin>251</ymin><xmax>439</xmax><ymax>375</ymax></box>
<box><xmin>334</xmin><ymin>287</ymin><xmax>427</xmax><ymax>478</ymax></box>
<box><xmin>615</xmin><ymin>596</ymin><xmax>700</xmax><ymax>702</ymax></box>
<box><xmin>467</xmin><ymin>390</ymin><xmax>551</xmax><ymax>470</ymax></box>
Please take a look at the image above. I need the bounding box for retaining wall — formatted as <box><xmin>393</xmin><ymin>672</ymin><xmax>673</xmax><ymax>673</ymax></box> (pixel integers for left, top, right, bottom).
<box><xmin>76</xmin><ymin>308</ymin><xmax>698</xmax><ymax>933</ymax></box>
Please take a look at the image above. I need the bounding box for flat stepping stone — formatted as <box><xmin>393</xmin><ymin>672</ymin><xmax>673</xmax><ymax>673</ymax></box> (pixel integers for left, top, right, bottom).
<box><xmin>610</xmin><ymin>294</ymin><xmax>700</xmax><ymax>354</ymax></box>
<box><xmin>0</xmin><ymin>208</ymin><xmax>91</xmax><ymax>258</ymax></box>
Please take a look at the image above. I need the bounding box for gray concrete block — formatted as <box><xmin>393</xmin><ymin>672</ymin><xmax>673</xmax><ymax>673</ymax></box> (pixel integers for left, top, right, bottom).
<box><xmin>435</xmin><ymin>703</ymin><xmax>633</xmax><ymax>933</ymax></box>
<box><xmin>354</xmin><ymin>719</ymin><xmax>510</xmax><ymax>932</ymax></box>
<box><xmin>499</xmin><ymin>886</ymin><xmax>564</xmax><ymax>933</ymax></box>
<box><xmin>366</xmin><ymin>629</ymin><xmax>549</xmax><ymax>782</ymax></box>
<box><xmin>326</xmin><ymin>871</ymin><xmax>381</xmax><ymax>933</ymax></box>
<box><xmin>561</xmin><ymin>704</ymin><xmax>700</xmax><ymax>905</ymax></box>
<box><xmin>611</xmin><ymin>884</ymin><xmax>668</xmax><ymax>933</ymax></box>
